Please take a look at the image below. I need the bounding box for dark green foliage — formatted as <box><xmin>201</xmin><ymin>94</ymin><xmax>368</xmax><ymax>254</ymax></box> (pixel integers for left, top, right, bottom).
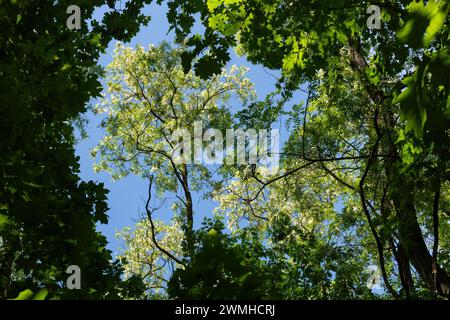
<box><xmin>168</xmin><ymin>219</ymin><xmax>272</xmax><ymax>299</ymax></box>
<box><xmin>168</xmin><ymin>217</ymin><xmax>375</xmax><ymax>300</ymax></box>
<box><xmin>0</xmin><ymin>0</ymin><xmax>151</xmax><ymax>298</ymax></box>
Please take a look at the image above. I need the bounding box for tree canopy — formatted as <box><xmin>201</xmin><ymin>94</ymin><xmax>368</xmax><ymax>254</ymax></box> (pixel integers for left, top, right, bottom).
<box><xmin>154</xmin><ymin>0</ymin><xmax>450</xmax><ymax>299</ymax></box>
<box><xmin>1</xmin><ymin>0</ymin><xmax>449</xmax><ymax>301</ymax></box>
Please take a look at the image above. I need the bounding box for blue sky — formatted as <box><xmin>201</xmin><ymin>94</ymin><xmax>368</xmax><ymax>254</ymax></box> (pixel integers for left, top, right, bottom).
<box><xmin>75</xmin><ymin>2</ymin><xmax>306</xmax><ymax>255</ymax></box>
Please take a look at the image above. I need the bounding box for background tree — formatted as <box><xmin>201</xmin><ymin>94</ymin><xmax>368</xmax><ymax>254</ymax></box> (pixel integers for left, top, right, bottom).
<box><xmin>116</xmin><ymin>209</ymin><xmax>184</xmax><ymax>297</ymax></box>
<box><xmin>92</xmin><ymin>41</ymin><xmax>255</xmax><ymax>271</ymax></box>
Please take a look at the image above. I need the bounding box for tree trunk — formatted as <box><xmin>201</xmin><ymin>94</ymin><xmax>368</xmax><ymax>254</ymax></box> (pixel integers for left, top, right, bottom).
<box><xmin>394</xmin><ymin>193</ymin><xmax>450</xmax><ymax>297</ymax></box>
<box><xmin>181</xmin><ymin>164</ymin><xmax>194</xmax><ymax>254</ymax></box>
<box><xmin>349</xmin><ymin>37</ymin><xmax>450</xmax><ymax>298</ymax></box>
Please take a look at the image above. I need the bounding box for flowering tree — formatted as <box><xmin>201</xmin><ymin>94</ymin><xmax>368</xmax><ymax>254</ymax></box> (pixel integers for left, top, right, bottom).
<box><xmin>93</xmin><ymin>41</ymin><xmax>255</xmax><ymax>282</ymax></box>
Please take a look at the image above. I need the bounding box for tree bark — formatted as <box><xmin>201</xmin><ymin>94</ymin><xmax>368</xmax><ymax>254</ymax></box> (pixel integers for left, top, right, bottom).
<box><xmin>391</xmin><ymin>238</ymin><xmax>414</xmax><ymax>298</ymax></box>
<box><xmin>394</xmin><ymin>194</ymin><xmax>450</xmax><ymax>297</ymax></box>
<box><xmin>181</xmin><ymin>164</ymin><xmax>194</xmax><ymax>254</ymax></box>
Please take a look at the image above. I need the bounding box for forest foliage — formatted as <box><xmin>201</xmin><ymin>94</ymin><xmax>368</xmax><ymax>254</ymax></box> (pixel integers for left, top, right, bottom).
<box><xmin>1</xmin><ymin>0</ymin><xmax>449</xmax><ymax>300</ymax></box>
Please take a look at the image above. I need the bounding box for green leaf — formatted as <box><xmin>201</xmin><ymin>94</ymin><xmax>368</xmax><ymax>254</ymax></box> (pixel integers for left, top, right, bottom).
<box><xmin>424</xmin><ymin>4</ymin><xmax>448</xmax><ymax>45</ymax></box>
<box><xmin>397</xmin><ymin>0</ymin><xmax>449</xmax><ymax>48</ymax></box>
<box><xmin>33</xmin><ymin>289</ymin><xmax>49</xmax><ymax>300</ymax></box>
<box><xmin>0</xmin><ymin>214</ymin><xmax>9</xmax><ymax>227</ymax></box>
<box><xmin>207</xmin><ymin>0</ymin><xmax>222</xmax><ymax>12</ymax></box>
<box><xmin>11</xmin><ymin>289</ymin><xmax>34</xmax><ymax>300</ymax></box>
<box><xmin>394</xmin><ymin>65</ymin><xmax>429</xmax><ymax>137</ymax></box>
<box><xmin>61</xmin><ymin>64</ymin><xmax>71</xmax><ymax>71</ymax></box>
